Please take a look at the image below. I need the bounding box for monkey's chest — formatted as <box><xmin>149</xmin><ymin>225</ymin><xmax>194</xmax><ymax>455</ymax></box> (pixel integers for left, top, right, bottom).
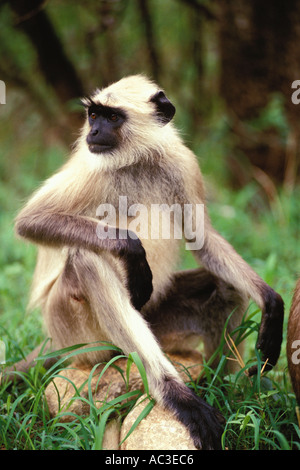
<box><xmin>105</xmin><ymin>164</ymin><xmax>183</xmax><ymax>207</ymax></box>
<box><xmin>95</xmin><ymin>172</ymin><xmax>183</xmax><ymax>241</ymax></box>
<box><xmin>91</xmin><ymin>169</ymin><xmax>183</xmax><ymax>297</ymax></box>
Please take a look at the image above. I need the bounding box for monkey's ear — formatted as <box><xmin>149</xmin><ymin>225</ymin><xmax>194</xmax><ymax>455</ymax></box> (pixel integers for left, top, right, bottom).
<box><xmin>150</xmin><ymin>91</ymin><xmax>176</xmax><ymax>125</ymax></box>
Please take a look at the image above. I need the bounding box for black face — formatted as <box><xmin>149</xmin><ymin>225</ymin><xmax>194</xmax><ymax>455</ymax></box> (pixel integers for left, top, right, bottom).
<box><xmin>85</xmin><ymin>101</ymin><xmax>126</xmax><ymax>154</ymax></box>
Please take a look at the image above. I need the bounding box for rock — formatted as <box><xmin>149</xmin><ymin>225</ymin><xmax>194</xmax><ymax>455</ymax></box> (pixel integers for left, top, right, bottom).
<box><xmin>44</xmin><ymin>351</ymin><xmax>203</xmax><ymax>450</ymax></box>
<box><xmin>45</xmin><ymin>359</ymin><xmax>141</xmax><ymax>421</ymax></box>
<box><xmin>120</xmin><ymin>395</ymin><xmax>197</xmax><ymax>450</ymax></box>
<box><xmin>102</xmin><ymin>419</ymin><xmax>122</xmax><ymax>450</ymax></box>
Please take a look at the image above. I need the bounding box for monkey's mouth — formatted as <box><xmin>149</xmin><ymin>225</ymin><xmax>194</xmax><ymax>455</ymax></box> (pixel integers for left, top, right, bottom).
<box><xmin>88</xmin><ymin>144</ymin><xmax>113</xmax><ymax>154</ymax></box>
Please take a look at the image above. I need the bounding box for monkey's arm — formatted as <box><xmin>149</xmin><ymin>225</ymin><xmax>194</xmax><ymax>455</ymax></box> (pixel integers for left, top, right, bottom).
<box><xmin>15</xmin><ymin>207</ymin><xmax>152</xmax><ymax>311</ymax></box>
<box><xmin>194</xmin><ymin>219</ymin><xmax>284</xmax><ymax>373</ymax></box>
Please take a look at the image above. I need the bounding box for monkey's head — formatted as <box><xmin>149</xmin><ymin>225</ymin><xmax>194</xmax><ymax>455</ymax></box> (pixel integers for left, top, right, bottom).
<box><xmin>79</xmin><ymin>75</ymin><xmax>176</xmax><ymax>170</ymax></box>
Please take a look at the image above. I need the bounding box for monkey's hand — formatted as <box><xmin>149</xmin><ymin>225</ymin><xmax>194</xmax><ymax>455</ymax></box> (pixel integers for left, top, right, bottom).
<box><xmin>117</xmin><ymin>230</ymin><xmax>153</xmax><ymax>311</ymax></box>
<box><xmin>249</xmin><ymin>289</ymin><xmax>284</xmax><ymax>376</ymax></box>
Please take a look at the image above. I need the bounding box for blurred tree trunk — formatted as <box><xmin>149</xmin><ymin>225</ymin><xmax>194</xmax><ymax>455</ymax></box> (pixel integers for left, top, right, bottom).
<box><xmin>187</xmin><ymin>6</ymin><xmax>205</xmax><ymax>134</ymax></box>
<box><xmin>218</xmin><ymin>0</ymin><xmax>300</xmax><ymax>190</ymax></box>
<box><xmin>10</xmin><ymin>0</ymin><xmax>84</xmax><ymax>109</ymax></box>
<box><xmin>137</xmin><ymin>0</ymin><xmax>160</xmax><ymax>81</ymax></box>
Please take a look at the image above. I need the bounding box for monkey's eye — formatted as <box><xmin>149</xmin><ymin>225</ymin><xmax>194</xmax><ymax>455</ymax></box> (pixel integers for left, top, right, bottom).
<box><xmin>109</xmin><ymin>113</ymin><xmax>119</xmax><ymax>122</ymax></box>
<box><xmin>90</xmin><ymin>112</ymin><xmax>97</xmax><ymax>120</ymax></box>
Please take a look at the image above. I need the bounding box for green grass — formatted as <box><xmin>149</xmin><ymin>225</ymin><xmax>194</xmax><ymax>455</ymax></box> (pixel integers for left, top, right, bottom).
<box><xmin>0</xmin><ymin>331</ymin><xmax>299</xmax><ymax>450</ymax></box>
<box><xmin>0</xmin><ymin>137</ymin><xmax>299</xmax><ymax>450</ymax></box>
<box><xmin>0</xmin><ymin>342</ymin><xmax>156</xmax><ymax>450</ymax></box>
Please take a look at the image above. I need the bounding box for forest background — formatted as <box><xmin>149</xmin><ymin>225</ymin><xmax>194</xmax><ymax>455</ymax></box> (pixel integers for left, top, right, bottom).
<box><xmin>0</xmin><ymin>0</ymin><xmax>299</xmax><ymax>450</ymax></box>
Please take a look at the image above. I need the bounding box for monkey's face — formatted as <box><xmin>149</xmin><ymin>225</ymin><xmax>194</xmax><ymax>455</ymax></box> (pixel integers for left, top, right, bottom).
<box><xmin>86</xmin><ymin>103</ymin><xmax>127</xmax><ymax>154</ymax></box>
<box><xmin>81</xmin><ymin>75</ymin><xmax>176</xmax><ymax>166</ymax></box>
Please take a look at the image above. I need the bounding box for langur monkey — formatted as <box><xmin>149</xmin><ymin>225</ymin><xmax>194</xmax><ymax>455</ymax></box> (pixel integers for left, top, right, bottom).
<box><xmin>287</xmin><ymin>278</ymin><xmax>300</xmax><ymax>404</ymax></box>
<box><xmin>13</xmin><ymin>75</ymin><xmax>284</xmax><ymax>449</ymax></box>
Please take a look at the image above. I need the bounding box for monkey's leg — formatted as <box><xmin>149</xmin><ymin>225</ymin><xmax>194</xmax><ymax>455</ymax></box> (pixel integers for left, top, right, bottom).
<box><xmin>44</xmin><ymin>249</ymin><xmax>224</xmax><ymax>450</ymax></box>
<box><xmin>144</xmin><ymin>268</ymin><xmax>248</xmax><ymax>371</ymax></box>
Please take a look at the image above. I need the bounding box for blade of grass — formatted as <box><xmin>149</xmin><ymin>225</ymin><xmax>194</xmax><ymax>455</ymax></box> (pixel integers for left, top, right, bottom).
<box><xmin>119</xmin><ymin>396</ymin><xmax>155</xmax><ymax>446</ymax></box>
<box><xmin>127</xmin><ymin>351</ymin><xmax>150</xmax><ymax>397</ymax></box>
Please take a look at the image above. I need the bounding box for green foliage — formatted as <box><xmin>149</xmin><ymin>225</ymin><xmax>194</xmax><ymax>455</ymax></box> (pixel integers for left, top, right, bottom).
<box><xmin>0</xmin><ymin>0</ymin><xmax>299</xmax><ymax>449</ymax></box>
<box><xmin>0</xmin><ymin>343</ymin><xmax>155</xmax><ymax>450</ymax></box>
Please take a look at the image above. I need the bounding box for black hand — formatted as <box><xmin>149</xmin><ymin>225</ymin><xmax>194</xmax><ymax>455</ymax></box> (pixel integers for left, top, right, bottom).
<box><xmin>117</xmin><ymin>231</ymin><xmax>153</xmax><ymax>310</ymax></box>
<box><xmin>249</xmin><ymin>290</ymin><xmax>284</xmax><ymax>376</ymax></box>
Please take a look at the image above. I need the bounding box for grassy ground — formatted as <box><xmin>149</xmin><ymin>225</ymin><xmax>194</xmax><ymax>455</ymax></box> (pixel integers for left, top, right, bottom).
<box><xmin>0</xmin><ymin>125</ymin><xmax>299</xmax><ymax>450</ymax></box>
